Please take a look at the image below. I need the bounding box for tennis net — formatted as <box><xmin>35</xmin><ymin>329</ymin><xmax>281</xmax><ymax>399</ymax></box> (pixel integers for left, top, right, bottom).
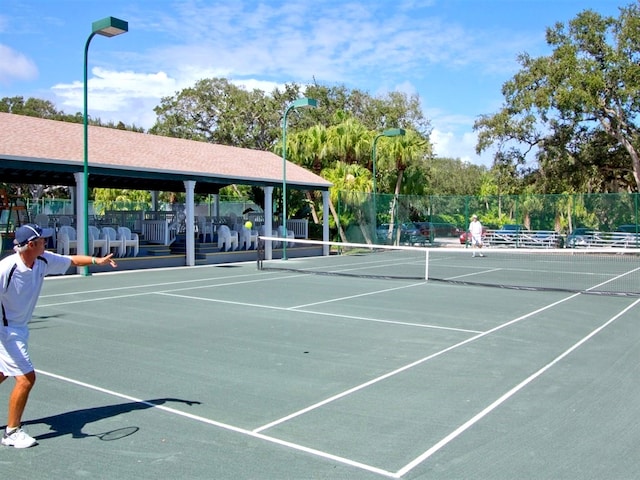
<box><xmin>257</xmin><ymin>237</ymin><xmax>640</xmax><ymax>296</ymax></box>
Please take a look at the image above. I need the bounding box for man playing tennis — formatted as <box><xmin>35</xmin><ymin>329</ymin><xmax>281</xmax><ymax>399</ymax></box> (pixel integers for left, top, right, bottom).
<box><xmin>0</xmin><ymin>224</ymin><xmax>117</xmax><ymax>448</ymax></box>
<box><xmin>469</xmin><ymin>214</ymin><xmax>485</xmax><ymax>257</ymax></box>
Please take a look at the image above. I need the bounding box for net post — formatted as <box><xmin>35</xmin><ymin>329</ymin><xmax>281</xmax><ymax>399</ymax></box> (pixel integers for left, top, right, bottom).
<box><xmin>424</xmin><ymin>248</ymin><xmax>429</xmax><ymax>281</ymax></box>
<box><xmin>257</xmin><ymin>238</ymin><xmax>264</xmax><ymax>270</ymax></box>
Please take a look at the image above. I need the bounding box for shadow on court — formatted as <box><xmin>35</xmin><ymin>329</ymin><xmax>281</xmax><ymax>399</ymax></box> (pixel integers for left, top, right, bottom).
<box><xmin>23</xmin><ymin>397</ymin><xmax>200</xmax><ymax>441</ymax></box>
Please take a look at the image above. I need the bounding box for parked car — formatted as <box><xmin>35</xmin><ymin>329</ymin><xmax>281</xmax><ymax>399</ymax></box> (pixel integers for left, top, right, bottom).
<box><xmin>376</xmin><ymin>223</ymin><xmax>394</xmax><ymax>242</ymax></box>
<box><xmin>400</xmin><ymin>223</ymin><xmax>421</xmax><ymax>242</ymax></box>
<box><xmin>413</xmin><ymin>222</ymin><xmax>435</xmax><ymax>243</ymax></box>
<box><xmin>615</xmin><ymin>224</ymin><xmax>640</xmax><ymax>247</ymax></box>
<box><xmin>566</xmin><ymin>227</ymin><xmax>600</xmax><ymax>248</ymax></box>
<box><xmin>376</xmin><ymin>223</ymin><xmax>422</xmax><ymax>243</ymax></box>
<box><xmin>616</xmin><ymin>224</ymin><xmax>640</xmax><ymax>234</ymax></box>
<box><xmin>431</xmin><ymin>222</ymin><xmax>460</xmax><ymax>237</ymax></box>
<box><xmin>531</xmin><ymin>230</ymin><xmax>564</xmax><ymax>248</ymax></box>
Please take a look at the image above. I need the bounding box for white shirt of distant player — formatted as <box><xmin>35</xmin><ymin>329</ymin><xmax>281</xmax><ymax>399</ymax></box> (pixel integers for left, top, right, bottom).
<box><xmin>469</xmin><ymin>219</ymin><xmax>483</xmax><ymax>241</ymax></box>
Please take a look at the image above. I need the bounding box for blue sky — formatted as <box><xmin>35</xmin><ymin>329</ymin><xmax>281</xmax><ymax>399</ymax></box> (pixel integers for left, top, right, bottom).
<box><xmin>0</xmin><ymin>0</ymin><xmax>629</xmax><ymax>166</ymax></box>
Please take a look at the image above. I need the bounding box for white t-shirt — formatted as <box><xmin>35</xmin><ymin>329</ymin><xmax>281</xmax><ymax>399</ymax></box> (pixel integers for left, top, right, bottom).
<box><xmin>469</xmin><ymin>219</ymin><xmax>483</xmax><ymax>241</ymax></box>
<box><xmin>0</xmin><ymin>251</ymin><xmax>71</xmax><ymax>329</ymax></box>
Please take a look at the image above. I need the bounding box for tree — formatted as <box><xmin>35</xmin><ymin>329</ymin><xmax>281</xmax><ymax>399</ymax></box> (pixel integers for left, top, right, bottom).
<box><xmin>320</xmin><ymin>161</ymin><xmax>372</xmax><ymax>242</ymax></box>
<box><xmin>378</xmin><ymin>131</ymin><xmax>430</xmax><ymax>242</ymax></box>
<box><xmin>92</xmin><ymin>188</ymin><xmax>152</xmax><ymax>214</ymax></box>
<box><xmin>475</xmin><ymin>3</ymin><xmax>640</xmax><ymax>192</ymax></box>
<box><xmin>152</xmin><ymin>79</ymin><xmax>435</xmax><ymax>213</ymax></box>
<box><xmin>303</xmin><ymin>82</ymin><xmax>431</xmax><ymax>136</ymax></box>
<box><xmin>427</xmin><ymin>158</ymin><xmax>486</xmax><ymax>196</ymax></box>
<box><xmin>327</xmin><ymin>116</ymin><xmax>371</xmax><ymax>166</ymax></box>
<box><xmin>1</xmin><ymin>96</ymin><xmax>60</xmax><ymax>118</ymax></box>
<box><xmin>150</xmin><ymin>78</ymin><xmax>291</xmax><ymax>149</ymax></box>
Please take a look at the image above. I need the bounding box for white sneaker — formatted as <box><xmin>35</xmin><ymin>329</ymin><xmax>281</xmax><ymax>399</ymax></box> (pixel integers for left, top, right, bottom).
<box><xmin>2</xmin><ymin>427</ymin><xmax>37</xmax><ymax>448</ymax></box>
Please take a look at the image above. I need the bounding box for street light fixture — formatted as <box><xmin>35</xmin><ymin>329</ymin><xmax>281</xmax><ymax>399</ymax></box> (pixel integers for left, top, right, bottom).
<box><xmin>372</xmin><ymin>128</ymin><xmax>406</xmax><ymax>195</ymax></box>
<box><xmin>371</xmin><ymin>128</ymin><xmax>405</xmax><ymax>239</ymax></box>
<box><xmin>82</xmin><ymin>17</ymin><xmax>128</xmax><ymax>276</ymax></box>
<box><xmin>281</xmin><ymin>97</ymin><xmax>317</xmax><ymax>260</ymax></box>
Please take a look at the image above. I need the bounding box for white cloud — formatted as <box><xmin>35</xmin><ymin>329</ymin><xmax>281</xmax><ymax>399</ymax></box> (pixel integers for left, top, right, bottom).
<box><xmin>430</xmin><ymin>128</ymin><xmax>493</xmax><ymax>166</ymax></box>
<box><xmin>38</xmin><ymin>0</ymin><xmax>524</xmax><ymax>161</ymax></box>
<box><xmin>430</xmin><ymin>129</ymin><xmax>454</xmax><ymax>157</ymax></box>
<box><xmin>51</xmin><ymin>68</ymin><xmax>181</xmax><ymax>128</ymax></box>
<box><xmin>0</xmin><ymin>44</ymin><xmax>38</xmax><ymax>85</ymax></box>
<box><xmin>233</xmin><ymin>79</ymin><xmax>283</xmax><ymax>93</ymax></box>
<box><xmin>50</xmin><ymin>66</ymin><xmax>284</xmax><ymax>129</ymax></box>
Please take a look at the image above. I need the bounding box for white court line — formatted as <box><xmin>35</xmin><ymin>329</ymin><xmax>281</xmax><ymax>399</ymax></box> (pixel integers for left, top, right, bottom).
<box><xmin>293</xmin><ymin>309</ymin><xmax>483</xmax><ymax>334</ymax></box>
<box><xmin>37</xmin><ymin>273</ymin><xmax>303</xmax><ymax>307</ymax></box>
<box><xmin>39</xmin><ymin>270</ymin><xmax>273</xmax><ymax>299</ymax></box>
<box><xmin>156</xmin><ymin>291</ymin><xmax>481</xmax><ymax>334</ymax></box>
<box><xmin>445</xmin><ymin>267</ymin><xmax>502</xmax><ymax>281</ymax></box>
<box><xmin>252</xmin><ymin>292</ymin><xmax>582</xmax><ymax>434</ymax></box>
<box><xmin>35</xmin><ymin>369</ymin><xmax>399</xmax><ymax>479</ymax></box>
<box><xmin>39</xmin><ymin>273</ymin><xmax>478</xmax><ymax>334</ymax></box>
<box><xmin>395</xmin><ymin>296</ymin><xmax>640</xmax><ymax>478</ymax></box>
<box><xmin>290</xmin><ymin>282</ymin><xmax>425</xmax><ymax>309</ymax></box>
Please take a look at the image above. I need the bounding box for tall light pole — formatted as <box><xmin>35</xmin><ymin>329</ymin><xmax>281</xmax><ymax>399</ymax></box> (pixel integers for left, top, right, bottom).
<box><xmin>83</xmin><ymin>16</ymin><xmax>128</xmax><ymax>275</ymax></box>
<box><xmin>371</xmin><ymin>128</ymin><xmax>405</xmax><ymax>240</ymax></box>
<box><xmin>282</xmin><ymin>97</ymin><xmax>317</xmax><ymax>260</ymax></box>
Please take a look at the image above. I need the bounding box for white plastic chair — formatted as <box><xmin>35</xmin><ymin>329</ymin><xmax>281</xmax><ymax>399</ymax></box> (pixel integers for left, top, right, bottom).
<box><xmin>216</xmin><ymin>225</ymin><xmax>238</xmax><ymax>252</ymax></box>
<box><xmin>57</xmin><ymin>216</ymin><xmax>72</xmax><ymax>227</ymax></box>
<box><xmin>237</xmin><ymin>226</ymin><xmax>254</xmax><ymax>250</ymax></box>
<box><xmin>259</xmin><ymin>226</ymin><xmax>280</xmax><ymax>248</ymax></box>
<box><xmin>278</xmin><ymin>226</ymin><xmax>295</xmax><ymax>247</ymax></box>
<box><xmin>88</xmin><ymin>226</ymin><xmax>109</xmax><ymax>257</ymax></box>
<box><xmin>56</xmin><ymin>225</ymin><xmax>77</xmax><ymax>255</ymax></box>
<box><xmin>197</xmin><ymin>216</ymin><xmax>213</xmax><ymax>242</ymax></box>
<box><xmin>34</xmin><ymin>214</ymin><xmax>50</xmax><ymax>227</ymax></box>
<box><xmin>235</xmin><ymin>224</ymin><xmax>258</xmax><ymax>250</ymax></box>
<box><xmin>34</xmin><ymin>214</ymin><xmax>55</xmax><ymax>248</ymax></box>
<box><xmin>101</xmin><ymin>227</ymin><xmax>124</xmax><ymax>257</ymax></box>
<box><xmin>117</xmin><ymin>226</ymin><xmax>139</xmax><ymax>257</ymax></box>
<box><xmin>250</xmin><ymin>229</ymin><xmax>258</xmax><ymax>249</ymax></box>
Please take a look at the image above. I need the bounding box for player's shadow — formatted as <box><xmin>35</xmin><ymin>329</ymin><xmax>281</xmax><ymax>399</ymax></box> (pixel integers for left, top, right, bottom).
<box><xmin>23</xmin><ymin>397</ymin><xmax>201</xmax><ymax>441</ymax></box>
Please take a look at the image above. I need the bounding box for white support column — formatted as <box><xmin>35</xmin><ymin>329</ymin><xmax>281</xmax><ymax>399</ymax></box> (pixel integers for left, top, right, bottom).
<box><xmin>213</xmin><ymin>194</ymin><xmax>219</xmax><ymax>218</ymax></box>
<box><xmin>184</xmin><ymin>180</ymin><xmax>196</xmax><ymax>266</ymax></box>
<box><xmin>322</xmin><ymin>190</ymin><xmax>330</xmax><ymax>256</ymax></box>
<box><xmin>264</xmin><ymin>186</ymin><xmax>273</xmax><ymax>260</ymax></box>
<box><xmin>73</xmin><ymin>172</ymin><xmax>88</xmax><ymax>274</ymax></box>
<box><xmin>69</xmin><ymin>186</ymin><xmax>77</xmax><ymax>216</ymax></box>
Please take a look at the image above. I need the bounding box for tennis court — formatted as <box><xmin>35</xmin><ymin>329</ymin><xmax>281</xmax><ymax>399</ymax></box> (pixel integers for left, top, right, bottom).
<box><xmin>1</xmin><ymin>247</ymin><xmax>639</xmax><ymax>479</ymax></box>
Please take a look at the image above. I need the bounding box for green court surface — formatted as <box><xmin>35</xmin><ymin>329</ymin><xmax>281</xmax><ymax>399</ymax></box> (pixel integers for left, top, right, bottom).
<box><xmin>1</xmin><ymin>261</ymin><xmax>639</xmax><ymax>479</ymax></box>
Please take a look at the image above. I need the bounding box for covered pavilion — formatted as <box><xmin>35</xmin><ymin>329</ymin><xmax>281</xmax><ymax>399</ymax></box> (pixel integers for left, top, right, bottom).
<box><xmin>0</xmin><ymin>112</ymin><xmax>332</xmax><ymax>270</ymax></box>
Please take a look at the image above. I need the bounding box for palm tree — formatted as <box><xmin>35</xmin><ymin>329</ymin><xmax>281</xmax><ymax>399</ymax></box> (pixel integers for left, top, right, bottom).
<box><xmin>377</xmin><ymin>131</ymin><xmax>430</xmax><ymax>243</ymax></box>
<box><xmin>286</xmin><ymin>125</ymin><xmax>331</xmax><ymax>224</ymax></box>
<box><xmin>327</xmin><ymin>117</ymin><xmax>371</xmax><ymax>166</ymax></box>
<box><xmin>321</xmin><ymin>162</ymin><xmax>372</xmax><ymax>242</ymax></box>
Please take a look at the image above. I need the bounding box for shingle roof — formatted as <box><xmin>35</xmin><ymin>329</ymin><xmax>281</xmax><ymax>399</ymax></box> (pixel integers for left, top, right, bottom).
<box><xmin>0</xmin><ymin>112</ymin><xmax>331</xmax><ymax>193</ymax></box>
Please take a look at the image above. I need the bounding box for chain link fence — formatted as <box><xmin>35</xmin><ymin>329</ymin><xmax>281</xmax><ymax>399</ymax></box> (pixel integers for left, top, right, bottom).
<box><xmin>336</xmin><ymin>191</ymin><xmax>640</xmax><ymax>245</ymax></box>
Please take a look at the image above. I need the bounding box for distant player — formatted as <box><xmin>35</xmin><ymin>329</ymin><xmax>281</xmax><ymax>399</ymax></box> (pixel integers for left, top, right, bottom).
<box><xmin>469</xmin><ymin>214</ymin><xmax>485</xmax><ymax>257</ymax></box>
